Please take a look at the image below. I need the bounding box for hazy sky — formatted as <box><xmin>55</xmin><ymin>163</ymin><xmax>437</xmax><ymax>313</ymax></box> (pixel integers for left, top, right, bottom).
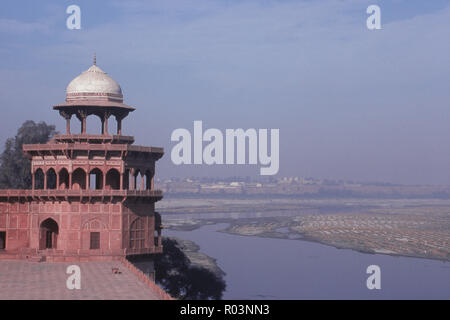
<box><xmin>0</xmin><ymin>0</ymin><xmax>449</xmax><ymax>184</ymax></box>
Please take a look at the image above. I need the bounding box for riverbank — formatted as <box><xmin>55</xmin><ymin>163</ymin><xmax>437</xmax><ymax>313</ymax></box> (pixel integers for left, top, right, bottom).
<box><xmin>168</xmin><ymin>236</ymin><xmax>225</xmax><ymax>278</ymax></box>
<box><xmin>164</xmin><ymin>214</ymin><xmax>449</xmax><ymax>262</ymax></box>
<box><xmin>164</xmin><ymin>223</ymin><xmax>450</xmax><ymax>299</ymax></box>
<box><xmin>159</xmin><ymin>196</ymin><xmax>450</xmax><ymax>262</ymax></box>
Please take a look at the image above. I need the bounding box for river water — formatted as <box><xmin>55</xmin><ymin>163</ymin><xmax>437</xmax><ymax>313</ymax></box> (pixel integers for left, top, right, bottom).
<box><xmin>165</xmin><ymin>223</ymin><xmax>449</xmax><ymax>299</ymax></box>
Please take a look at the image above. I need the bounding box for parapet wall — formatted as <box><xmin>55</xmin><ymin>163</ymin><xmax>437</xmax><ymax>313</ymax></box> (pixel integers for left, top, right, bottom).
<box><xmin>0</xmin><ymin>197</ymin><xmax>161</xmax><ymax>259</ymax></box>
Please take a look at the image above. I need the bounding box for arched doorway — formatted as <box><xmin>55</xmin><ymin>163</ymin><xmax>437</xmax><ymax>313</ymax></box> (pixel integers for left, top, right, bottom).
<box><xmin>134</xmin><ymin>170</ymin><xmax>142</xmax><ymax>191</ymax></box>
<box><xmin>72</xmin><ymin>168</ymin><xmax>86</xmax><ymax>190</ymax></box>
<box><xmin>58</xmin><ymin>168</ymin><xmax>69</xmax><ymax>190</ymax></box>
<box><xmin>34</xmin><ymin>168</ymin><xmax>44</xmax><ymax>189</ymax></box>
<box><xmin>105</xmin><ymin>168</ymin><xmax>120</xmax><ymax>190</ymax></box>
<box><xmin>89</xmin><ymin>168</ymin><xmax>103</xmax><ymax>190</ymax></box>
<box><xmin>46</xmin><ymin>168</ymin><xmax>57</xmax><ymax>189</ymax></box>
<box><xmin>40</xmin><ymin>218</ymin><xmax>59</xmax><ymax>250</ymax></box>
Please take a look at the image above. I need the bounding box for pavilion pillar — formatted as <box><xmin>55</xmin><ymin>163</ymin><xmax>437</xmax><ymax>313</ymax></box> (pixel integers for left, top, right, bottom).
<box><xmin>81</xmin><ymin>117</ymin><xmax>86</xmax><ymax>134</ymax></box>
<box><xmin>130</xmin><ymin>169</ymin><xmax>135</xmax><ymax>190</ymax></box>
<box><xmin>76</xmin><ymin>110</ymin><xmax>88</xmax><ymax>134</ymax></box>
<box><xmin>140</xmin><ymin>173</ymin><xmax>144</xmax><ymax>191</ymax></box>
<box><xmin>104</xmin><ymin>117</ymin><xmax>108</xmax><ymax>135</ymax></box>
<box><xmin>56</xmin><ymin>171</ymin><xmax>60</xmax><ymax>190</ymax></box>
<box><xmin>44</xmin><ymin>171</ymin><xmax>47</xmax><ymax>190</ymax></box>
<box><xmin>103</xmin><ymin>112</ymin><xmax>111</xmax><ymax>136</ymax></box>
<box><xmin>32</xmin><ymin>171</ymin><xmax>35</xmax><ymax>190</ymax></box>
<box><xmin>69</xmin><ymin>172</ymin><xmax>72</xmax><ymax>190</ymax></box>
<box><xmin>101</xmin><ymin>118</ymin><xmax>105</xmax><ymax>135</ymax></box>
<box><xmin>117</xmin><ymin>118</ymin><xmax>122</xmax><ymax>135</ymax></box>
<box><xmin>114</xmin><ymin>114</ymin><xmax>126</xmax><ymax>135</ymax></box>
<box><xmin>85</xmin><ymin>171</ymin><xmax>89</xmax><ymax>190</ymax></box>
<box><xmin>119</xmin><ymin>172</ymin><xmax>123</xmax><ymax>190</ymax></box>
<box><xmin>59</xmin><ymin>111</ymin><xmax>72</xmax><ymax>135</ymax></box>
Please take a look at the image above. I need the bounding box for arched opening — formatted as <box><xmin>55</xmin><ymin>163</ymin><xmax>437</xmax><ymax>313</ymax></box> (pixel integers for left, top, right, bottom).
<box><xmin>46</xmin><ymin>168</ymin><xmax>57</xmax><ymax>190</ymax></box>
<box><xmin>69</xmin><ymin>116</ymin><xmax>78</xmax><ymax>135</ymax></box>
<box><xmin>40</xmin><ymin>218</ymin><xmax>59</xmax><ymax>250</ymax></box>
<box><xmin>58</xmin><ymin>168</ymin><xmax>69</xmax><ymax>190</ymax></box>
<box><xmin>34</xmin><ymin>168</ymin><xmax>44</xmax><ymax>189</ymax></box>
<box><xmin>130</xmin><ymin>218</ymin><xmax>145</xmax><ymax>249</ymax></box>
<box><xmin>89</xmin><ymin>168</ymin><xmax>103</xmax><ymax>190</ymax></box>
<box><xmin>105</xmin><ymin>168</ymin><xmax>120</xmax><ymax>190</ymax></box>
<box><xmin>135</xmin><ymin>170</ymin><xmax>142</xmax><ymax>191</ymax></box>
<box><xmin>129</xmin><ymin>170</ymin><xmax>135</xmax><ymax>190</ymax></box>
<box><xmin>109</xmin><ymin>117</ymin><xmax>117</xmax><ymax>136</ymax></box>
<box><xmin>72</xmin><ymin>168</ymin><xmax>86</xmax><ymax>190</ymax></box>
<box><xmin>86</xmin><ymin>114</ymin><xmax>103</xmax><ymax>135</ymax></box>
<box><xmin>142</xmin><ymin>174</ymin><xmax>147</xmax><ymax>191</ymax></box>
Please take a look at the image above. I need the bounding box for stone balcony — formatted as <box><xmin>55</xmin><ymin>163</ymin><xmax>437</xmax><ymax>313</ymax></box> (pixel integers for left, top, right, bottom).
<box><xmin>0</xmin><ymin>189</ymin><xmax>163</xmax><ymax>202</ymax></box>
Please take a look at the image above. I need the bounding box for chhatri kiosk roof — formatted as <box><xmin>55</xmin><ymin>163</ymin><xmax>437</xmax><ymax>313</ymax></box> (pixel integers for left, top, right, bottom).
<box><xmin>53</xmin><ymin>57</ymin><xmax>135</xmax><ymax>113</ymax></box>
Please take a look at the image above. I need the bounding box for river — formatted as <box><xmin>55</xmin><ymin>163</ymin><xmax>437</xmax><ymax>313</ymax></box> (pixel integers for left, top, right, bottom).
<box><xmin>165</xmin><ymin>223</ymin><xmax>449</xmax><ymax>299</ymax></box>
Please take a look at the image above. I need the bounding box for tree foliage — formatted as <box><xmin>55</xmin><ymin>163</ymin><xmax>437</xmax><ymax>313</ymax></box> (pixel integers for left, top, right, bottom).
<box><xmin>155</xmin><ymin>237</ymin><xmax>226</xmax><ymax>300</ymax></box>
<box><xmin>0</xmin><ymin>120</ymin><xmax>57</xmax><ymax>189</ymax></box>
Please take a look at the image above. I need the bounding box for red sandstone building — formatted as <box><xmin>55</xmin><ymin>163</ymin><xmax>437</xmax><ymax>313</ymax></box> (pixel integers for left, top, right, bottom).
<box><xmin>0</xmin><ymin>59</ymin><xmax>164</xmax><ymax>262</ymax></box>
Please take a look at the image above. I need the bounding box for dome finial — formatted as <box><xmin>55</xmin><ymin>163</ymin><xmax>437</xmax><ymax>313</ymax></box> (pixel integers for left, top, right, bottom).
<box><xmin>93</xmin><ymin>53</ymin><xmax>96</xmax><ymax>66</ymax></box>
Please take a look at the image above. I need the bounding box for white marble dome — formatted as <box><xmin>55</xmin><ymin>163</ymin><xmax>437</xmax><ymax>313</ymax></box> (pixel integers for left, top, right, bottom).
<box><xmin>66</xmin><ymin>64</ymin><xmax>123</xmax><ymax>102</ymax></box>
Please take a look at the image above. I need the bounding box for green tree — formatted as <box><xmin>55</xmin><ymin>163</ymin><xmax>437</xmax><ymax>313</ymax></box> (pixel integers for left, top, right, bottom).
<box><xmin>155</xmin><ymin>237</ymin><xmax>226</xmax><ymax>300</ymax></box>
<box><xmin>0</xmin><ymin>120</ymin><xmax>57</xmax><ymax>189</ymax></box>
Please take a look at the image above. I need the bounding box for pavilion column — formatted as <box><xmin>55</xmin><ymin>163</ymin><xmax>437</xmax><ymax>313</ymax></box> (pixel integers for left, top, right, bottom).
<box><xmin>119</xmin><ymin>172</ymin><xmax>123</xmax><ymax>190</ymax></box>
<box><xmin>44</xmin><ymin>170</ymin><xmax>47</xmax><ymax>190</ymax></box>
<box><xmin>151</xmin><ymin>175</ymin><xmax>154</xmax><ymax>191</ymax></box>
<box><xmin>76</xmin><ymin>110</ymin><xmax>88</xmax><ymax>135</ymax></box>
<box><xmin>140</xmin><ymin>173</ymin><xmax>144</xmax><ymax>191</ymax></box>
<box><xmin>85</xmin><ymin>171</ymin><xmax>89</xmax><ymax>190</ymax></box>
<box><xmin>115</xmin><ymin>113</ymin><xmax>127</xmax><ymax>135</ymax></box>
<box><xmin>101</xmin><ymin>118</ymin><xmax>105</xmax><ymax>135</ymax></box>
<box><xmin>82</xmin><ymin>118</ymin><xmax>86</xmax><ymax>134</ymax></box>
<box><xmin>69</xmin><ymin>172</ymin><xmax>72</xmax><ymax>190</ymax></box>
<box><xmin>117</xmin><ymin>118</ymin><xmax>122</xmax><ymax>135</ymax></box>
<box><xmin>67</xmin><ymin>119</ymin><xmax>70</xmax><ymax>134</ymax></box>
<box><xmin>104</xmin><ymin>117</ymin><xmax>108</xmax><ymax>135</ymax></box>
<box><xmin>60</xmin><ymin>111</ymin><xmax>72</xmax><ymax>135</ymax></box>
<box><xmin>32</xmin><ymin>171</ymin><xmax>35</xmax><ymax>190</ymax></box>
<box><xmin>103</xmin><ymin>112</ymin><xmax>111</xmax><ymax>136</ymax></box>
<box><xmin>56</xmin><ymin>171</ymin><xmax>60</xmax><ymax>190</ymax></box>
<box><xmin>130</xmin><ymin>169</ymin><xmax>135</xmax><ymax>190</ymax></box>
<box><xmin>115</xmin><ymin>114</ymin><xmax>125</xmax><ymax>135</ymax></box>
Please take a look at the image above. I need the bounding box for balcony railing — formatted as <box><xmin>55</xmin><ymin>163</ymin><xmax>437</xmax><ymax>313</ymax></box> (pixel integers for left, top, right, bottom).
<box><xmin>0</xmin><ymin>189</ymin><xmax>163</xmax><ymax>200</ymax></box>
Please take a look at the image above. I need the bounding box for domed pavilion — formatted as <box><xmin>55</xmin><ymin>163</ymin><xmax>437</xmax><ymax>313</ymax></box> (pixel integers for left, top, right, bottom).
<box><xmin>0</xmin><ymin>57</ymin><xmax>164</xmax><ymax>262</ymax></box>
